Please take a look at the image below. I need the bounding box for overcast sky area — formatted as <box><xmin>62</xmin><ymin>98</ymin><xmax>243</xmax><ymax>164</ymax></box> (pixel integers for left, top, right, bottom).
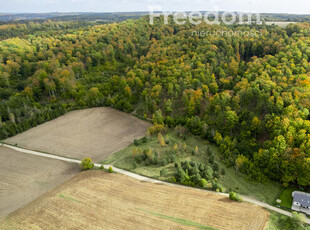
<box><xmin>1</xmin><ymin>0</ymin><xmax>310</xmax><ymax>14</ymax></box>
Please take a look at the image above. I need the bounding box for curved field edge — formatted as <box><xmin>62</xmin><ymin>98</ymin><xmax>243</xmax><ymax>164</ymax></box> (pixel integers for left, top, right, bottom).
<box><xmin>0</xmin><ymin>171</ymin><xmax>268</xmax><ymax>230</ymax></box>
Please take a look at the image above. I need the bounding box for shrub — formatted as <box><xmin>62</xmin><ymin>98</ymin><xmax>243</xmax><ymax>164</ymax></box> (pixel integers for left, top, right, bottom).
<box><xmin>153</xmin><ymin>110</ymin><xmax>164</xmax><ymax>125</ymax></box>
<box><xmin>213</xmin><ymin>171</ymin><xmax>219</xmax><ymax>179</ymax></box>
<box><xmin>134</xmin><ymin>139</ymin><xmax>140</xmax><ymax>146</ymax></box>
<box><xmin>132</xmin><ymin>148</ymin><xmax>138</xmax><ymax>158</ymax></box>
<box><xmin>203</xmin><ymin>166</ymin><xmax>214</xmax><ymax>180</ymax></box>
<box><xmin>189</xmin><ymin>181</ymin><xmax>196</xmax><ymax>187</ymax></box>
<box><xmin>134</xmin><ymin>154</ymin><xmax>144</xmax><ymax>163</ymax></box>
<box><xmin>158</xmin><ymin>133</ymin><xmax>166</xmax><ymax>147</ymax></box>
<box><xmin>160</xmin><ymin>168</ymin><xmax>168</xmax><ymax>177</ymax></box>
<box><xmin>144</xmin><ymin>148</ymin><xmax>153</xmax><ymax>159</ymax></box>
<box><xmin>145</xmin><ymin>158</ymin><xmax>151</xmax><ymax>166</ymax></box>
<box><xmin>212</xmin><ymin>181</ymin><xmax>224</xmax><ymax>192</ymax></box>
<box><xmin>183</xmin><ymin>143</ymin><xmax>187</xmax><ymax>151</ymax></box>
<box><xmin>221</xmin><ymin>168</ymin><xmax>226</xmax><ymax>175</ymax></box>
<box><xmin>175</xmin><ymin>165</ymin><xmax>187</xmax><ymax>182</ymax></box>
<box><xmin>213</xmin><ymin>163</ymin><xmax>219</xmax><ymax>171</ymax></box>
<box><xmin>169</xmin><ymin>154</ymin><xmax>177</xmax><ymax>163</ymax></box>
<box><xmin>148</xmin><ymin>124</ymin><xmax>167</xmax><ymax>135</ymax></box>
<box><xmin>174</xmin><ymin>125</ymin><xmax>187</xmax><ymax>137</ymax></box>
<box><xmin>199</xmin><ymin>178</ymin><xmax>208</xmax><ymax>188</ymax></box>
<box><xmin>153</xmin><ymin>156</ymin><xmax>159</xmax><ymax>165</ymax></box>
<box><xmin>191</xmin><ymin>172</ymin><xmax>201</xmax><ymax>184</ymax></box>
<box><xmin>229</xmin><ymin>192</ymin><xmax>242</xmax><ymax>202</ymax></box>
<box><xmin>207</xmin><ymin>147</ymin><xmax>213</xmax><ymax>156</ymax></box>
<box><xmin>198</xmin><ymin>163</ymin><xmax>205</xmax><ymax>171</ymax></box>
<box><xmin>164</xmin><ymin>116</ymin><xmax>175</xmax><ymax>127</ymax></box>
<box><xmin>206</xmin><ymin>147</ymin><xmax>210</xmax><ymax>155</ymax></box>
<box><xmin>133</xmin><ymin>161</ymin><xmax>138</xmax><ymax>168</ymax></box>
<box><xmin>99</xmin><ymin>165</ymin><xmax>104</xmax><ymax>170</ymax></box>
<box><xmin>161</xmin><ymin>158</ymin><xmax>168</xmax><ymax>166</ymax></box>
<box><xmin>173</xmin><ymin>143</ymin><xmax>178</xmax><ymax>151</ymax></box>
<box><xmin>142</xmin><ymin>136</ymin><xmax>148</xmax><ymax>143</ymax></box>
<box><xmin>108</xmin><ymin>166</ymin><xmax>113</xmax><ymax>173</ymax></box>
<box><xmin>80</xmin><ymin>157</ymin><xmax>94</xmax><ymax>171</ymax></box>
<box><xmin>291</xmin><ymin>212</ymin><xmax>305</xmax><ymax>229</ymax></box>
<box><xmin>209</xmin><ymin>155</ymin><xmax>215</xmax><ymax>164</ymax></box>
<box><xmin>195</xmin><ymin>146</ymin><xmax>199</xmax><ymax>154</ymax></box>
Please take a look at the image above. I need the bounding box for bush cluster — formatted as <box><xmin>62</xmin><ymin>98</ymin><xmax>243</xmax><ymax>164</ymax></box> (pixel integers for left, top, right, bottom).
<box><xmin>229</xmin><ymin>191</ymin><xmax>242</xmax><ymax>202</ymax></box>
<box><xmin>80</xmin><ymin>157</ymin><xmax>94</xmax><ymax>171</ymax></box>
<box><xmin>147</xmin><ymin>124</ymin><xmax>166</xmax><ymax>135</ymax></box>
<box><xmin>133</xmin><ymin>136</ymin><xmax>148</xmax><ymax>146</ymax></box>
<box><xmin>174</xmin><ymin>161</ymin><xmax>225</xmax><ymax>192</ymax></box>
<box><xmin>134</xmin><ymin>148</ymin><xmax>176</xmax><ymax>167</ymax></box>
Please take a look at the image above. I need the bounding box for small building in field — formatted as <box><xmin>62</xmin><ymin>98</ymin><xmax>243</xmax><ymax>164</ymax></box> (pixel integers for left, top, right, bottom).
<box><xmin>291</xmin><ymin>191</ymin><xmax>310</xmax><ymax>215</ymax></box>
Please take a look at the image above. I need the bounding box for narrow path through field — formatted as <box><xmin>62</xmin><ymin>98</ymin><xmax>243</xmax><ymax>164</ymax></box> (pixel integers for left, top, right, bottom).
<box><xmin>1</xmin><ymin>142</ymin><xmax>309</xmax><ymax>224</ymax></box>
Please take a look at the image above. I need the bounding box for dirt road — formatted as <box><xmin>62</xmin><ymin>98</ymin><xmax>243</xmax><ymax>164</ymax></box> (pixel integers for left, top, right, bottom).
<box><xmin>1</xmin><ymin>143</ymin><xmax>309</xmax><ymax>224</ymax></box>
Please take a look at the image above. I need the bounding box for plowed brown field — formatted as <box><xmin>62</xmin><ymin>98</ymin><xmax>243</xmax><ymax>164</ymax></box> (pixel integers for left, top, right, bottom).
<box><xmin>0</xmin><ymin>147</ymin><xmax>79</xmax><ymax>218</ymax></box>
<box><xmin>5</xmin><ymin>107</ymin><xmax>150</xmax><ymax>161</ymax></box>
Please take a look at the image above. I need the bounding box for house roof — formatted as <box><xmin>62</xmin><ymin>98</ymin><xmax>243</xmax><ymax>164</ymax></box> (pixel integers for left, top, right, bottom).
<box><xmin>293</xmin><ymin>191</ymin><xmax>310</xmax><ymax>207</ymax></box>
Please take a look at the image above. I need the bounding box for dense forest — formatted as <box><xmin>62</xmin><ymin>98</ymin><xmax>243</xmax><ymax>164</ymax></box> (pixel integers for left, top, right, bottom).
<box><xmin>0</xmin><ymin>15</ymin><xmax>309</xmax><ymax>187</ymax></box>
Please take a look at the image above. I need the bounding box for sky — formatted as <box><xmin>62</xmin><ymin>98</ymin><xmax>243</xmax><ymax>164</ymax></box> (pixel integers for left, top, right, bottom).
<box><xmin>1</xmin><ymin>0</ymin><xmax>310</xmax><ymax>14</ymax></box>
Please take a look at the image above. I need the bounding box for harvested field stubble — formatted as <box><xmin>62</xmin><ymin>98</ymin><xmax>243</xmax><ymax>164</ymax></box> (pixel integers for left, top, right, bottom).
<box><xmin>0</xmin><ymin>171</ymin><xmax>268</xmax><ymax>230</ymax></box>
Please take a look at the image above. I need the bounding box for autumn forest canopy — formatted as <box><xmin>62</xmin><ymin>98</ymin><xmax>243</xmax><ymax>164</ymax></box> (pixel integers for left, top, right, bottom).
<box><xmin>0</xmin><ymin>15</ymin><xmax>309</xmax><ymax>187</ymax></box>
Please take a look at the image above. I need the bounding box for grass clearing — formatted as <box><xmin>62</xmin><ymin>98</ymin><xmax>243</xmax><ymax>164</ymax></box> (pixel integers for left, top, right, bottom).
<box><xmin>137</xmin><ymin>208</ymin><xmax>217</xmax><ymax>230</ymax></box>
<box><xmin>58</xmin><ymin>194</ymin><xmax>81</xmax><ymax>203</ymax></box>
<box><xmin>104</xmin><ymin>130</ymin><xmax>282</xmax><ymax>204</ymax></box>
<box><xmin>266</xmin><ymin>210</ymin><xmax>309</xmax><ymax>230</ymax></box>
<box><xmin>276</xmin><ymin>187</ymin><xmax>305</xmax><ymax>209</ymax></box>
<box><xmin>277</xmin><ymin>187</ymin><xmax>295</xmax><ymax>208</ymax></box>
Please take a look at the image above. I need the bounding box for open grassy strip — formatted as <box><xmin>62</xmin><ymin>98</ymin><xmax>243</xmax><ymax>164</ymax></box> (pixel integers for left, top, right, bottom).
<box><xmin>277</xmin><ymin>187</ymin><xmax>303</xmax><ymax>209</ymax></box>
<box><xmin>58</xmin><ymin>194</ymin><xmax>81</xmax><ymax>203</ymax></box>
<box><xmin>103</xmin><ymin>130</ymin><xmax>282</xmax><ymax>204</ymax></box>
<box><xmin>136</xmin><ymin>208</ymin><xmax>218</xmax><ymax>230</ymax></box>
<box><xmin>277</xmin><ymin>187</ymin><xmax>295</xmax><ymax>208</ymax></box>
<box><xmin>266</xmin><ymin>210</ymin><xmax>309</xmax><ymax>230</ymax></box>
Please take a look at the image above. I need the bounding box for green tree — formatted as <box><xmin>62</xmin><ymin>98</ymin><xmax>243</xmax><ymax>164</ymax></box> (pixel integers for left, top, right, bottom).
<box><xmin>80</xmin><ymin>157</ymin><xmax>94</xmax><ymax>171</ymax></box>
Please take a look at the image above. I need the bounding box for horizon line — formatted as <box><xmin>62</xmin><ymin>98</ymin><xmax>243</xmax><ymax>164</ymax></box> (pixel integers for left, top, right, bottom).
<box><xmin>0</xmin><ymin>11</ymin><xmax>310</xmax><ymax>16</ymax></box>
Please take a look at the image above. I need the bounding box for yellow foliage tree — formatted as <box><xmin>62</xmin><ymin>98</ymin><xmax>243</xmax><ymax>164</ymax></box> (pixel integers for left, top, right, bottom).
<box><xmin>173</xmin><ymin>143</ymin><xmax>178</xmax><ymax>152</ymax></box>
<box><xmin>158</xmin><ymin>133</ymin><xmax>166</xmax><ymax>147</ymax></box>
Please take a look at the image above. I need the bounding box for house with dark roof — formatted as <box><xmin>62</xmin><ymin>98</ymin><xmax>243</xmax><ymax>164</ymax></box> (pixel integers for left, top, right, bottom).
<box><xmin>292</xmin><ymin>191</ymin><xmax>310</xmax><ymax>215</ymax></box>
